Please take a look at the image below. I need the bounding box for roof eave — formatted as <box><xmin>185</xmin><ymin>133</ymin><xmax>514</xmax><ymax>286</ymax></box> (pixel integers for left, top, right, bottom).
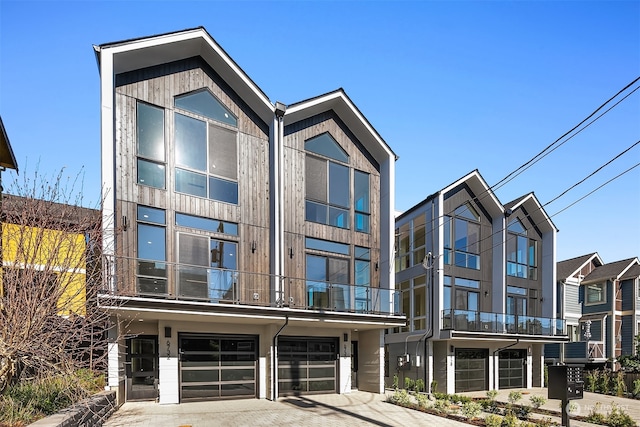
<box><xmin>0</xmin><ymin>115</ymin><xmax>18</xmax><ymax>172</ymax></box>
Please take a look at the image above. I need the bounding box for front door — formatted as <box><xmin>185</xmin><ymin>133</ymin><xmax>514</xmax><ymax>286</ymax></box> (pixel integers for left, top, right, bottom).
<box><xmin>125</xmin><ymin>336</ymin><xmax>159</xmax><ymax>400</ymax></box>
<box><xmin>351</xmin><ymin>341</ymin><xmax>358</xmax><ymax>389</ymax></box>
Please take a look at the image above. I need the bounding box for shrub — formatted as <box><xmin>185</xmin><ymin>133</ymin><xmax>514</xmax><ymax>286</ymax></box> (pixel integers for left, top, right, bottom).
<box><xmin>480</xmin><ymin>398</ymin><xmax>501</xmax><ymax>414</ymax></box>
<box><xmin>606</xmin><ymin>403</ymin><xmax>636</xmax><ymax>427</ymax></box>
<box><xmin>614</xmin><ymin>371</ymin><xmax>627</xmax><ymax>397</ymax></box>
<box><xmin>598</xmin><ymin>368</ymin><xmax>612</xmax><ymax>394</ymax></box>
<box><xmin>415</xmin><ymin>378</ymin><xmax>425</xmax><ymax>393</ymax></box>
<box><xmin>432</xmin><ymin>398</ymin><xmax>451</xmax><ymax>414</ymax></box>
<box><xmin>516</xmin><ymin>404</ymin><xmax>531</xmax><ymax>420</ymax></box>
<box><xmin>487</xmin><ymin>389</ymin><xmax>498</xmax><ymax>400</ymax></box>
<box><xmin>430</xmin><ymin>379</ymin><xmax>438</xmax><ymax>393</ymax></box>
<box><xmin>484</xmin><ymin>414</ymin><xmax>502</xmax><ymax>427</ymax></box>
<box><xmin>392</xmin><ymin>374</ymin><xmax>399</xmax><ymax>390</ymax></box>
<box><xmin>508</xmin><ymin>391</ymin><xmax>522</xmax><ymax>405</ymax></box>
<box><xmin>533</xmin><ymin>417</ymin><xmax>555</xmax><ymax>427</ymax></box>
<box><xmin>404</xmin><ymin>377</ymin><xmax>414</xmax><ymax>391</ymax></box>
<box><xmin>586</xmin><ymin>402</ymin><xmax>607</xmax><ymax>425</ymax></box>
<box><xmin>633</xmin><ymin>378</ymin><xmax>640</xmax><ymax>398</ymax></box>
<box><xmin>415</xmin><ymin>392</ymin><xmax>429</xmax><ymax>409</ymax></box>
<box><xmin>461</xmin><ymin>401</ymin><xmax>482</xmax><ymax>420</ymax></box>
<box><xmin>529</xmin><ymin>395</ymin><xmax>547</xmax><ymax>409</ymax></box>
<box><xmin>501</xmin><ymin>413</ymin><xmax>518</xmax><ymax>427</ymax></box>
<box><xmin>388</xmin><ymin>389</ymin><xmax>411</xmax><ymax>406</ymax></box>
<box><xmin>585</xmin><ymin>369</ymin><xmax>598</xmax><ymax>393</ymax></box>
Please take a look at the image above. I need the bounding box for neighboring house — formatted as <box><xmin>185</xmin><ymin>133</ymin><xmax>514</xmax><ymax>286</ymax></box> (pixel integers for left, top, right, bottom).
<box><xmin>386</xmin><ymin>170</ymin><xmax>566</xmax><ymax>393</ymax></box>
<box><xmin>1</xmin><ymin>194</ymin><xmax>98</xmax><ymax>317</ymax></box>
<box><xmin>546</xmin><ymin>254</ymin><xmax>640</xmax><ymax>367</ymax></box>
<box><xmin>94</xmin><ymin>27</ymin><xmax>404</xmax><ymax>404</ymax></box>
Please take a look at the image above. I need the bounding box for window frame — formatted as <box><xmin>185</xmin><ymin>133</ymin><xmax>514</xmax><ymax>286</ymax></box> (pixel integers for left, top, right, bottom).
<box><xmin>136</xmin><ymin>101</ymin><xmax>166</xmax><ymax>190</ymax></box>
<box><xmin>443</xmin><ymin>203</ymin><xmax>481</xmax><ymax>270</ymax></box>
<box><xmin>136</xmin><ymin>205</ymin><xmax>167</xmax><ymax>296</ymax></box>
<box><xmin>585</xmin><ymin>283</ymin><xmax>606</xmax><ymax>306</ymax></box>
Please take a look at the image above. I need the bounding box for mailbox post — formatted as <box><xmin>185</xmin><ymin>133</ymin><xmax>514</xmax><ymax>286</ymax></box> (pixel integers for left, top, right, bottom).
<box><xmin>548</xmin><ymin>364</ymin><xmax>584</xmax><ymax>427</ymax></box>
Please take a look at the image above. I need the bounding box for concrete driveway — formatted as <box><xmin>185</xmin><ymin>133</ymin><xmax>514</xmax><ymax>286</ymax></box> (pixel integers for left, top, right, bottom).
<box><xmin>103</xmin><ymin>391</ymin><xmax>469</xmax><ymax>427</ymax></box>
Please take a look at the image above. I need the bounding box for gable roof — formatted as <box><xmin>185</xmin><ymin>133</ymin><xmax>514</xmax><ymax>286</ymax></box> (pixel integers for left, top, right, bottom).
<box><xmin>283</xmin><ymin>89</ymin><xmax>397</xmax><ymax>164</ymax></box>
<box><xmin>0</xmin><ymin>115</ymin><xmax>18</xmax><ymax>172</ymax></box>
<box><xmin>583</xmin><ymin>257</ymin><xmax>640</xmax><ymax>284</ymax></box>
<box><xmin>504</xmin><ymin>192</ymin><xmax>558</xmax><ymax>233</ymax></box>
<box><xmin>557</xmin><ymin>253</ymin><xmax>602</xmax><ymax>281</ymax></box>
<box><xmin>621</xmin><ymin>263</ymin><xmax>640</xmax><ymax>280</ymax></box>
<box><xmin>94</xmin><ymin>27</ymin><xmax>274</xmax><ymax>125</ymax></box>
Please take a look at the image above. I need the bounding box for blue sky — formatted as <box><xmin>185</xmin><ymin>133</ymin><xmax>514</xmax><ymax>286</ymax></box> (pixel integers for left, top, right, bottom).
<box><xmin>1</xmin><ymin>1</ymin><xmax>638</xmax><ymax>263</ymax></box>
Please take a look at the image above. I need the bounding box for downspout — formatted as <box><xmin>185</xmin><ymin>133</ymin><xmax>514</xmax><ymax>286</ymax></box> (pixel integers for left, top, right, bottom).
<box><xmin>492</xmin><ymin>339</ymin><xmax>520</xmax><ymax>391</ymax></box>
<box><xmin>272</xmin><ymin>315</ymin><xmax>289</xmax><ymax>401</ymax></box>
<box><xmin>414</xmin><ymin>250</ymin><xmax>435</xmax><ymax>389</ymax></box>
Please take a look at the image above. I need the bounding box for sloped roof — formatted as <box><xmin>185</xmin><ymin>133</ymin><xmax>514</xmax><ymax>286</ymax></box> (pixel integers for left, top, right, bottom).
<box><xmin>583</xmin><ymin>258</ymin><xmax>640</xmax><ymax>284</ymax></box>
<box><xmin>621</xmin><ymin>263</ymin><xmax>640</xmax><ymax>280</ymax></box>
<box><xmin>504</xmin><ymin>192</ymin><xmax>558</xmax><ymax>233</ymax></box>
<box><xmin>0</xmin><ymin>115</ymin><xmax>18</xmax><ymax>172</ymax></box>
<box><xmin>94</xmin><ymin>27</ymin><xmax>274</xmax><ymax>125</ymax></box>
<box><xmin>284</xmin><ymin>89</ymin><xmax>397</xmax><ymax>164</ymax></box>
<box><xmin>557</xmin><ymin>253</ymin><xmax>600</xmax><ymax>281</ymax></box>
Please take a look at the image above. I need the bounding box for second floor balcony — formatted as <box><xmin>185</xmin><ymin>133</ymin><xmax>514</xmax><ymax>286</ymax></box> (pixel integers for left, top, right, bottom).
<box><xmin>101</xmin><ymin>256</ymin><xmax>401</xmax><ymax>317</ymax></box>
<box><xmin>441</xmin><ymin>309</ymin><xmax>565</xmax><ymax>337</ymax></box>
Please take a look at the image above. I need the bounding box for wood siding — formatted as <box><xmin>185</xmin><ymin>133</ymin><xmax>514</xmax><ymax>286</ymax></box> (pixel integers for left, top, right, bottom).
<box><xmin>283</xmin><ymin>111</ymin><xmax>382</xmax><ymax>287</ymax></box>
<box><xmin>113</xmin><ymin>57</ymin><xmax>271</xmax><ymax>295</ymax></box>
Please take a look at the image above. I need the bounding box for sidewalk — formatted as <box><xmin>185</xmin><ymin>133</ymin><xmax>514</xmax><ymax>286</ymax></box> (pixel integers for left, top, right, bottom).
<box><xmin>461</xmin><ymin>387</ymin><xmax>640</xmax><ymax>425</ymax></box>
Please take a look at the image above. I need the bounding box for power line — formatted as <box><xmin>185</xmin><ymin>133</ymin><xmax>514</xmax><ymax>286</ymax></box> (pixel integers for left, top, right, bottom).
<box><xmin>543</xmin><ymin>140</ymin><xmax>640</xmax><ymax>207</ymax></box>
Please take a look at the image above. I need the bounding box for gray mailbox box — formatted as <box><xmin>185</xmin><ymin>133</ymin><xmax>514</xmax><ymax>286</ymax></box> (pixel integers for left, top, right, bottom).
<box><xmin>548</xmin><ymin>364</ymin><xmax>584</xmax><ymax>400</ymax></box>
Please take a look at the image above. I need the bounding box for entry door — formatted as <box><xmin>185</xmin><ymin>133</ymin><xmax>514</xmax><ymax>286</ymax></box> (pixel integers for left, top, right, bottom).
<box><xmin>125</xmin><ymin>336</ymin><xmax>159</xmax><ymax>400</ymax></box>
<box><xmin>499</xmin><ymin>349</ymin><xmax>525</xmax><ymax>389</ymax></box>
<box><xmin>351</xmin><ymin>341</ymin><xmax>358</xmax><ymax>389</ymax></box>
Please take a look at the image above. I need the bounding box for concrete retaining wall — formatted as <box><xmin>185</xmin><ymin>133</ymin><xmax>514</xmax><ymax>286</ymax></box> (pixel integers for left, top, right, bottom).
<box><xmin>30</xmin><ymin>390</ymin><xmax>118</xmax><ymax>427</ymax></box>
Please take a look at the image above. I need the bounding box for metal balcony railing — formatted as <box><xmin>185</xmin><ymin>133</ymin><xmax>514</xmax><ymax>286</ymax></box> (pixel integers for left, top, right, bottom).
<box><xmin>441</xmin><ymin>309</ymin><xmax>566</xmax><ymax>337</ymax></box>
<box><xmin>101</xmin><ymin>255</ymin><xmax>401</xmax><ymax>316</ymax></box>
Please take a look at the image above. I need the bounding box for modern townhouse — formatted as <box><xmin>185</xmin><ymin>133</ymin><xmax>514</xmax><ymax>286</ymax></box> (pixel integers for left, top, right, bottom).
<box><xmin>547</xmin><ymin>254</ymin><xmax>640</xmax><ymax>367</ymax></box>
<box><xmin>94</xmin><ymin>27</ymin><xmax>404</xmax><ymax>404</ymax></box>
<box><xmin>386</xmin><ymin>170</ymin><xmax>566</xmax><ymax>393</ymax></box>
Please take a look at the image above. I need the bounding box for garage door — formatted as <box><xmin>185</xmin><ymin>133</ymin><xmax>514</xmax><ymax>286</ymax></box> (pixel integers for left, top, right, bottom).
<box><xmin>179</xmin><ymin>334</ymin><xmax>257</xmax><ymax>400</ymax></box>
<box><xmin>455</xmin><ymin>348</ymin><xmax>488</xmax><ymax>392</ymax></box>
<box><xmin>278</xmin><ymin>337</ymin><xmax>337</xmax><ymax>396</ymax></box>
<box><xmin>499</xmin><ymin>349</ymin><xmax>525</xmax><ymax>389</ymax></box>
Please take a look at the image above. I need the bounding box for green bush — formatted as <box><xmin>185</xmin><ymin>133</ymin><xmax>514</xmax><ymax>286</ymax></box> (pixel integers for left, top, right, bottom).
<box><xmin>0</xmin><ymin>370</ymin><xmax>104</xmax><ymax>426</ymax></box>
<box><xmin>585</xmin><ymin>369</ymin><xmax>598</xmax><ymax>393</ymax></box>
<box><xmin>432</xmin><ymin>392</ymin><xmax>472</xmax><ymax>403</ymax></box>
<box><xmin>507</xmin><ymin>391</ymin><xmax>522</xmax><ymax>405</ymax></box>
<box><xmin>432</xmin><ymin>398</ymin><xmax>451</xmax><ymax>414</ymax></box>
<box><xmin>501</xmin><ymin>413</ymin><xmax>518</xmax><ymax>427</ymax></box>
<box><xmin>392</xmin><ymin>374</ymin><xmax>399</xmax><ymax>390</ymax></box>
<box><xmin>606</xmin><ymin>403</ymin><xmax>636</xmax><ymax>427</ymax></box>
<box><xmin>486</xmin><ymin>389</ymin><xmax>498</xmax><ymax>400</ymax></box>
<box><xmin>632</xmin><ymin>378</ymin><xmax>640</xmax><ymax>398</ymax></box>
<box><xmin>388</xmin><ymin>389</ymin><xmax>412</xmax><ymax>406</ymax></box>
<box><xmin>430</xmin><ymin>379</ymin><xmax>438</xmax><ymax>393</ymax></box>
<box><xmin>529</xmin><ymin>395</ymin><xmax>547</xmax><ymax>409</ymax></box>
<box><xmin>415</xmin><ymin>378</ymin><xmax>425</xmax><ymax>393</ymax></box>
<box><xmin>415</xmin><ymin>392</ymin><xmax>429</xmax><ymax>409</ymax></box>
<box><xmin>404</xmin><ymin>377</ymin><xmax>414</xmax><ymax>391</ymax></box>
<box><xmin>614</xmin><ymin>371</ymin><xmax>627</xmax><ymax>397</ymax></box>
<box><xmin>586</xmin><ymin>403</ymin><xmax>607</xmax><ymax>425</ymax></box>
<box><xmin>484</xmin><ymin>414</ymin><xmax>502</xmax><ymax>427</ymax></box>
<box><xmin>461</xmin><ymin>401</ymin><xmax>482</xmax><ymax>420</ymax></box>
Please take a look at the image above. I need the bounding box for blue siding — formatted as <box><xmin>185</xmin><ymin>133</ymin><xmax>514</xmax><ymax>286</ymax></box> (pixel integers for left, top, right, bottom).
<box><xmin>622</xmin><ymin>280</ymin><xmax>634</xmax><ymax>311</ymax></box>
<box><xmin>582</xmin><ymin>281</ymin><xmax>612</xmax><ymax>314</ymax></box>
<box><xmin>545</xmin><ymin>343</ymin><xmax>560</xmax><ymax>358</ymax></box>
<box><xmin>622</xmin><ymin>315</ymin><xmax>633</xmax><ymax>356</ymax></box>
<box><xmin>582</xmin><ymin>319</ymin><xmax>602</xmax><ymax>341</ymax></box>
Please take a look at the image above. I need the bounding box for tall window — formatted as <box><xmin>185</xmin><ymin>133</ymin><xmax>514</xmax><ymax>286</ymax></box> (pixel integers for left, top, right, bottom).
<box><xmin>444</xmin><ymin>203</ymin><xmax>480</xmax><ymax>270</ymax></box>
<box><xmin>137</xmin><ymin>206</ymin><xmax>167</xmax><ymax>295</ymax></box>
<box><xmin>413</xmin><ymin>275</ymin><xmax>426</xmax><ymax>330</ymax></box>
<box><xmin>354</xmin><ymin>171</ymin><xmax>370</xmax><ymax>233</ymax></box>
<box><xmin>507</xmin><ymin>219</ymin><xmax>537</xmax><ymax>279</ymax></box>
<box><xmin>137</xmin><ymin>102</ymin><xmax>165</xmax><ymax>189</ymax></box>
<box><xmin>176</xmin><ymin>212</ymin><xmax>238</xmax><ymax>301</ymax></box>
<box><xmin>354</xmin><ymin>246</ymin><xmax>371</xmax><ymax>312</ymax></box>
<box><xmin>305</xmin><ymin>237</ymin><xmax>349</xmax><ymax>310</ymax></box>
<box><xmin>399</xmin><ymin>280</ymin><xmax>410</xmax><ymax>332</ymax></box>
<box><xmin>305</xmin><ymin>133</ymin><xmax>358</xmax><ymax>230</ymax></box>
<box><xmin>443</xmin><ymin>276</ymin><xmax>480</xmax><ymax>330</ymax></box>
<box><xmin>174</xmin><ymin>90</ymin><xmax>238</xmax><ymax>204</ymax></box>
<box><xmin>394</xmin><ymin>214</ymin><xmax>427</xmax><ymax>272</ymax></box>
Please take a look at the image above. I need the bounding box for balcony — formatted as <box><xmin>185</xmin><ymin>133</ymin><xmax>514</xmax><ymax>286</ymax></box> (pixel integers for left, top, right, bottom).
<box><xmin>101</xmin><ymin>256</ymin><xmax>401</xmax><ymax>316</ymax></box>
<box><xmin>441</xmin><ymin>309</ymin><xmax>565</xmax><ymax>337</ymax></box>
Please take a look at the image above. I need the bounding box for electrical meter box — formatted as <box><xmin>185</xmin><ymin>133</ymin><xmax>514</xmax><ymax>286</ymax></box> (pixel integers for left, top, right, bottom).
<box><xmin>548</xmin><ymin>364</ymin><xmax>584</xmax><ymax>400</ymax></box>
<box><xmin>397</xmin><ymin>354</ymin><xmax>411</xmax><ymax>370</ymax></box>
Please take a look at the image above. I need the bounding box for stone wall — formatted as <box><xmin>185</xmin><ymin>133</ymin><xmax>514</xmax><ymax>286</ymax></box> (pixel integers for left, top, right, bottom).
<box><xmin>30</xmin><ymin>390</ymin><xmax>118</xmax><ymax>427</ymax></box>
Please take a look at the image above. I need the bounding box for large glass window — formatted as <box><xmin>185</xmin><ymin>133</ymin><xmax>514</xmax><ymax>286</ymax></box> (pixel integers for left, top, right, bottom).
<box><xmin>305</xmin><ymin>237</ymin><xmax>350</xmax><ymax>310</ymax></box>
<box><xmin>444</xmin><ymin>203</ymin><xmax>480</xmax><ymax>270</ymax></box>
<box><xmin>354</xmin><ymin>171</ymin><xmax>370</xmax><ymax>233</ymax></box>
<box><xmin>413</xmin><ymin>275</ymin><xmax>426</xmax><ymax>330</ymax></box>
<box><xmin>395</xmin><ymin>214</ymin><xmax>426</xmax><ymax>272</ymax></box>
<box><xmin>507</xmin><ymin>219</ymin><xmax>538</xmax><ymax>279</ymax></box>
<box><xmin>305</xmin><ymin>154</ymin><xmax>349</xmax><ymax>229</ymax></box>
<box><xmin>586</xmin><ymin>283</ymin><xmax>606</xmax><ymax>305</ymax></box>
<box><xmin>137</xmin><ymin>206</ymin><xmax>167</xmax><ymax>295</ymax></box>
<box><xmin>443</xmin><ymin>275</ymin><xmax>480</xmax><ymax>331</ymax></box>
<box><xmin>354</xmin><ymin>246</ymin><xmax>370</xmax><ymax>312</ymax></box>
<box><xmin>137</xmin><ymin>102</ymin><xmax>165</xmax><ymax>189</ymax></box>
<box><xmin>174</xmin><ymin>99</ymin><xmax>238</xmax><ymax>204</ymax></box>
<box><xmin>175</xmin><ymin>89</ymin><xmax>237</xmax><ymax>127</ymax></box>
